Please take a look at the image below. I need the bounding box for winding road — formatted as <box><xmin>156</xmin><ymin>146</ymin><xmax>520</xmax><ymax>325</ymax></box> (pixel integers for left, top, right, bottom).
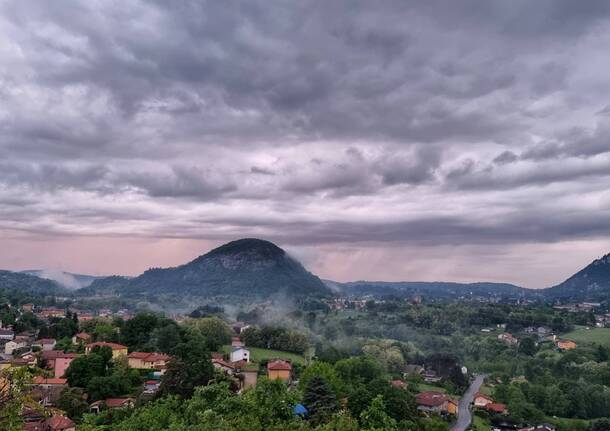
<box><xmin>451</xmin><ymin>373</ymin><xmax>487</xmax><ymax>431</ymax></box>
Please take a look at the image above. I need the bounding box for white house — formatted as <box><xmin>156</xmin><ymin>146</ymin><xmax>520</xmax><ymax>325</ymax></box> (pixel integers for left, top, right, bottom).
<box><xmin>0</xmin><ymin>329</ymin><xmax>15</xmax><ymax>341</ymax></box>
<box><xmin>33</xmin><ymin>338</ymin><xmax>57</xmax><ymax>351</ymax></box>
<box><xmin>230</xmin><ymin>346</ymin><xmax>250</xmax><ymax>363</ymax></box>
<box><xmin>4</xmin><ymin>339</ymin><xmax>27</xmax><ymax>355</ymax></box>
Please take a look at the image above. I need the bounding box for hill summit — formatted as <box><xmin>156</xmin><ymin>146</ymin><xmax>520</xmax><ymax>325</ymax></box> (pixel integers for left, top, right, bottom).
<box><xmin>545</xmin><ymin>252</ymin><xmax>610</xmax><ymax>301</ymax></box>
<box><xmin>81</xmin><ymin>238</ymin><xmax>332</xmax><ymax>303</ymax></box>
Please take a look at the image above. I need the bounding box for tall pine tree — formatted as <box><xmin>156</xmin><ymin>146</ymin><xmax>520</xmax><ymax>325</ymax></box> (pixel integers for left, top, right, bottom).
<box><xmin>303</xmin><ymin>374</ymin><xmax>338</xmax><ymax>425</ymax></box>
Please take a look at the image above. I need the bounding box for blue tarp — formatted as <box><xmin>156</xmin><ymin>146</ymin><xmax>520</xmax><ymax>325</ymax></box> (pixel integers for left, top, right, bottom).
<box><xmin>293</xmin><ymin>404</ymin><xmax>308</xmax><ymax>416</ymax></box>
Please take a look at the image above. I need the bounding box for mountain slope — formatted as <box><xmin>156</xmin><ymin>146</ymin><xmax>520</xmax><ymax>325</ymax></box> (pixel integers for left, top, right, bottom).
<box><xmin>79</xmin><ymin>238</ymin><xmax>332</xmax><ymax>302</ymax></box>
<box><xmin>21</xmin><ymin>270</ymin><xmax>101</xmax><ymax>290</ymax></box>
<box><xmin>328</xmin><ymin>280</ymin><xmax>532</xmax><ymax>300</ymax></box>
<box><xmin>0</xmin><ymin>270</ymin><xmax>69</xmax><ymax>297</ymax></box>
<box><xmin>543</xmin><ymin>253</ymin><xmax>610</xmax><ymax>301</ymax></box>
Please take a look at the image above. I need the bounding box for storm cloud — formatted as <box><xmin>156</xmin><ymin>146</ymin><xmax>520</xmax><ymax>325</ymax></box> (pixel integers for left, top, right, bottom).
<box><xmin>1</xmin><ymin>1</ymin><xmax>610</xmax><ymax>287</ymax></box>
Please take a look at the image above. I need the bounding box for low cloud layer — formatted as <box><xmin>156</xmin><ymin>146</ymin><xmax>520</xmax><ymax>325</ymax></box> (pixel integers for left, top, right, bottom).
<box><xmin>1</xmin><ymin>1</ymin><xmax>610</xmax><ymax>287</ymax></box>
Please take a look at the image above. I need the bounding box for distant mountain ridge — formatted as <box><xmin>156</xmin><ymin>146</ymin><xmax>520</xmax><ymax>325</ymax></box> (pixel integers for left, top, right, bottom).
<box><xmin>326</xmin><ymin>280</ymin><xmax>532</xmax><ymax>300</ymax></box>
<box><xmin>544</xmin><ymin>253</ymin><xmax>610</xmax><ymax>301</ymax></box>
<box><xmin>21</xmin><ymin>270</ymin><xmax>101</xmax><ymax>290</ymax></box>
<box><xmin>3</xmin><ymin>241</ymin><xmax>610</xmax><ymax>304</ymax></box>
<box><xmin>0</xmin><ymin>270</ymin><xmax>69</xmax><ymax>297</ymax></box>
<box><xmin>78</xmin><ymin>238</ymin><xmax>332</xmax><ymax>303</ymax></box>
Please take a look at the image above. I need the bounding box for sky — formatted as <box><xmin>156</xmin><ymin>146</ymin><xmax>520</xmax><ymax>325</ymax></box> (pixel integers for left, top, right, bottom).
<box><xmin>1</xmin><ymin>1</ymin><xmax>610</xmax><ymax>288</ymax></box>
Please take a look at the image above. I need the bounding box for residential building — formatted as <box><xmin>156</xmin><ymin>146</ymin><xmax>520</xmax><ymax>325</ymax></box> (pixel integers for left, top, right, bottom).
<box><xmin>212</xmin><ymin>357</ymin><xmax>237</xmax><ymax>374</ymax></box>
<box><xmin>128</xmin><ymin>352</ymin><xmax>171</xmax><ymax>369</ymax></box>
<box><xmin>240</xmin><ymin>364</ymin><xmax>259</xmax><ymax>389</ymax></box>
<box><xmin>390</xmin><ymin>379</ymin><xmax>407</xmax><ymax>389</ymax></box>
<box><xmin>415</xmin><ymin>391</ymin><xmax>458</xmax><ymax>415</ymax></box>
<box><xmin>38</xmin><ymin>308</ymin><xmax>65</xmax><ymax>319</ymax></box>
<box><xmin>90</xmin><ymin>397</ymin><xmax>135</xmax><ymax>413</ymax></box>
<box><xmin>4</xmin><ymin>336</ymin><xmax>29</xmax><ymax>354</ymax></box>
<box><xmin>267</xmin><ymin>359</ymin><xmax>292</xmax><ymax>382</ymax></box>
<box><xmin>28</xmin><ymin>415</ymin><xmax>76</xmax><ymax>431</ymax></box>
<box><xmin>556</xmin><ymin>339</ymin><xmax>576</xmax><ymax>350</ymax></box>
<box><xmin>85</xmin><ymin>342</ymin><xmax>128</xmax><ymax>359</ymax></box>
<box><xmin>230</xmin><ymin>346</ymin><xmax>250</xmax><ymax>363</ymax></box>
<box><xmin>0</xmin><ymin>328</ymin><xmax>15</xmax><ymax>340</ymax></box>
<box><xmin>144</xmin><ymin>380</ymin><xmax>161</xmax><ymax>394</ymax></box>
<box><xmin>71</xmin><ymin>332</ymin><xmax>92</xmax><ymax>344</ymax></box>
<box><xmin>33</xmin><ymin>338</ymin><xmax>57</xmax><ymax>351</ymax></box>
<box><xmin>423</xmin><ymin>370</ymin><xmax>442</xmax><ymax>383</ymax></box>
<box><xmin>53</xmin><ymin>352</ymin><xmax>78</xmax><ymax>378</ymax></box>
<box><xmin>518</xmin><ymin>425</ymin><xmax>556</xmax><ymax>431</ymax></box>
<box><xmin>473</xmin><ymin>392</ymin><xmax>494</xmax><ymax>408</ymax></box>
<box><xmin>404</xmin><ymin>364</ymin><xmax>424</xmax><ymax>375</ymax></box>
<box><xmin>231</xmin><ymin>336</ymin><xmax>243</xmax><ymax>347</ymax></box>
<box><xmin>498</xmin><ymin>333</ymin><xmax>518</xmax><ymax>346</ymax></box>
<box><xmin>31</xmin><ymin>376</ymin><xmax>68</xmax><ymax>406</ymax></box>
<box><xmin>485</xmin><ymin>403</ymin><xmax>508</xmax><ymax>414</ymax></box>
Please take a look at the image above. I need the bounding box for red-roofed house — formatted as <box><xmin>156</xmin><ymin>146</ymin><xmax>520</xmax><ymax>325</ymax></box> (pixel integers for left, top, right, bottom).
<box><xmin>486</xmin><ymin>403</ymin><xmax>508</xmax><ymax>414</ymax></box>
<box><xmin>89</xmin><ymin>397</ymin><xmax>135</xmax><ymax>413</ymax></box>
<box><xmin>498</xmin><ymin>333</ymin><xmax>518</xmax><ymax>346</ymax></box>
<box><xmin>71</xmin><ymin>332</ymin><xmax>92</xmax><ymax>345</ymax></box>
<box><xmin>127</xmin><ymin>352</ymin><xmax>171</xmax><ymax>369</ymax></box>
<box><xmin>30</xmin><ymin>376</ymin><xmax>68</xmax><ymax>406</ymax></box>
<box><xmin>390</xmin><ymin>379</ymin><xmax>407</xmax><ymax>389</ymax></box>
<box><xmin>416</xmin><ymin>391</ymin><xmax>449</xmax><ymax>414</ymax></box>
<box><xmin>473</xmin><ymin>392</ymin><xmax>494</xmax><ymax>407</ymax></box>
<box><xmin>85</xmin><ymin>342</ymin><xmax>128</xmax><ymax>359</ymax></box>
<box><xmin>212</xmin><ymin>358</ymin><xmax>237</xmax><ymax>374</ymax></box>
<box><xmin>46</xmin><ymin>415</ymin><xmax>76</xmax><ymax>431</ymax></box>
<box><xmin>40</xmin><ymin>351</ymin><xmax>79</xmax><ymax>378</ymax></box>
<box><xmin>415</xmin><ymin>391</ymin><xmax>458</xmax><ymax>415</ymax></box>
<box><xmin>267</xmin><ymin>360</ymin><xmax>292</xmax><ymax>382</ymax></box>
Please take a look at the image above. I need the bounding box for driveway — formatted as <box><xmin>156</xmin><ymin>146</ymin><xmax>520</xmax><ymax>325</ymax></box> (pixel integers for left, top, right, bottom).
<box><xmin>451</xmin><ymin>373</ymin><xmax>487</xmax><ymax>431</ymax></box>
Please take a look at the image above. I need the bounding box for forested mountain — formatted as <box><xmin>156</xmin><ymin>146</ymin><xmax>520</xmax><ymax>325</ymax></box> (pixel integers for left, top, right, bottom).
<box><xmin>21</xmin><ymin>270</ymin><xmax>101</xmax><ymax>290</ymax></box>
<box><xmin>328</xmin><ymin>280</ymin><xmax>533</xmax><ymax>300</ymax></box>
<box><xmin>4</xmin><ymin>244</ymin><xmax>610</xmax><ymax>305</ymax></box>
<box><xmin>0</xmin><ymin>270</ymin><xmax>69</xmax><ymax>297</ymax></box>
<box><xmin>544</xmin><ymin>253</ymin><xmax>610</xmax><ymax>301</ymax></box>
<box><xmin>77</xmin><ymin>238</ymin><xmax>332</xmax><ymax>302</ymax></box>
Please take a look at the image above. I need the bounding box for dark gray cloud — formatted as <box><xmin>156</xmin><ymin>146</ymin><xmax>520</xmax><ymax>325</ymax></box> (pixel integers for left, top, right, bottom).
<box><xmin>1</xmin><ymin>1</ymin><xmax>610</xmax><ymax>285</ymax></box>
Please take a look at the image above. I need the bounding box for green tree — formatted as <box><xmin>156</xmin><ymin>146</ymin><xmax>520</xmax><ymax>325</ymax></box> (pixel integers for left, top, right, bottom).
<box><xmin>121</xmin><ymin>312</ymin><xmax>162</xmax><ymax>350</ymax></box>
<box><xmin>0</xmin><ymin>367</ymin><xmax>34</xmax><ymax>431</ymax></box>
<box><xmin>317</xmin><ymin>411</ymin><xmax>360</xmax><ymax>431</ymax></box>
<box><xmin>153</xmin><ymin>323</ymin><xmax>182</xmax><ymax>354</ymax></box>
<box><xmin>65</xmin><ymin>346</ymin><xmax>112</xmax><ymax>388</ymax></box>
<box><xmin>57</xmin><ymin>387</ymin><xmax>88</xmax><ymax>419</ymax></box>
<box><xmin>303</xmin><ymin>375</ymin><xmax>338</xmax><ymax>425</ymax></box>
<box><xmin>299</xmin><ymin>362</ymin><xmax>344</xmax><ymax>396</ymax></box>
<box><xmin>592</xmin><ymin>419</ymin><xmax>610</xmax><ymax>431</ymax></box>
<box><xmin>519</xmin><ymin>337</ymin><xmax>537</xmax><ymax>356</ymax></box>
<box><xmin>158</xmin><ymin>330</ymin><xmax>214</xmax><ymax>399</ymax></box>
<box><xmin>187</xmin><ymin>316</ymin><xmax>232</xmax><ymax>351</ymax></box>
<box><xmin>359</xmin><ymin>395</ymin><xmax>397</xmax><ymax>431</ymax></box>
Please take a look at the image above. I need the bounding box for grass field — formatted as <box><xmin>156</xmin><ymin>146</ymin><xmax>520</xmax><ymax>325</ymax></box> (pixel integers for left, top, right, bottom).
<box><xmin>221</xmin><ymin>345</ymin><xmax>307</xmax><ymax>365</ymax></box>
<box><xmin>471</xmin><ymin>415</ymin><xmax>490</xmax><ymax>431</ymax></box>
<box><xmin>478</xmin><ymin>385</ymin><xmax>493</xmax><ymax>396</ymax></box>
<box><xmin>416</xmin><ymin>383</ymin><xmax>446</xmax><ymax>393</ymax></box>
<box><xmin>563</xmin><ymin>327</ymin><xmax>610</xmax><ymax>347</ymax></box>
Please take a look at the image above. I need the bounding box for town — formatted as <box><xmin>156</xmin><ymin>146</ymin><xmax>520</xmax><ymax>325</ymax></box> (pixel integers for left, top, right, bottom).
<box><xmin>2</xmin><ymin>295</ymin><xmax>609</xmax><ymax>431</ymax></box>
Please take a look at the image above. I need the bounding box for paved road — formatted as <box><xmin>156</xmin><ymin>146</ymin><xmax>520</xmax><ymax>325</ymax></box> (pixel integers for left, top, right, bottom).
<box><xmin>451</xmin><ymin>373</ymin><xmax>487</xmax><ymax>431</ymax></box>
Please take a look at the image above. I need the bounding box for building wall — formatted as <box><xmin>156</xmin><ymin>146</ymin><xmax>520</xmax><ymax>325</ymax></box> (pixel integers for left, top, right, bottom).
<box><xmin>268</xmin><ymin>369</ymin><xmax>290</xmax><ymax>381</ymax></box>
<box><xmin>128</xmin><ymin>358</ymin><xmax>146</xmax><ymax>369</ymax></box>
<box><xmin>243</xmin><ymin>370</ymin><xmax>258</xmax><ymax>389</ymax></box>
<box><xmin>54</xmin><ymin>357</ymin><xmax>74</xmax><ymax>378</ymax></box>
